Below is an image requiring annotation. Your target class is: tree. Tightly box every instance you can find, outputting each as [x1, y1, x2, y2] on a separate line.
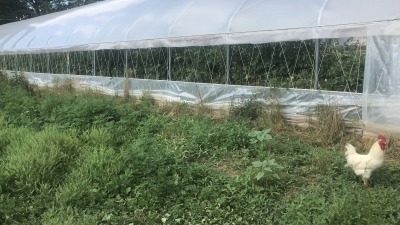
[24, 0, 105, 14]
[24, 0, 44, 15]
[0, 0, 32, 25]
[0, 0, 104, 25]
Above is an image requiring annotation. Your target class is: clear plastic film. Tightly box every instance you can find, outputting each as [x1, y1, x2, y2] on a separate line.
[14, 71, 362, 130]
[1, 0, 400, 54]
[363, 36, 400, 135]
[2, 0, 400, 135]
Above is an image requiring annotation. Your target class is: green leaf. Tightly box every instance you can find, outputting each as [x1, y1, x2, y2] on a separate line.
[255, 172, 265, 180]
[264, 167, 273, 172]
[252, 161, 263, 167]
[264, 134, 272, 140]
[250, 138, 258, 144]
[263, 128, 271, 133]
[248, 130, 258, 137]
[273, 174, 281, 179]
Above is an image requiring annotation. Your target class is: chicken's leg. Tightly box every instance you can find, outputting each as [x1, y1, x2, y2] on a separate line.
[363, 178, 369, 187]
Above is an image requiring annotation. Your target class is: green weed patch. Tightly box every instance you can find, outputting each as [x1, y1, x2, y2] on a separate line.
[0, 74, 399, 224]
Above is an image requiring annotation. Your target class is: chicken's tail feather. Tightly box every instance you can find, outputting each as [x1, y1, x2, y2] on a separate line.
[345, 143, 356, 156]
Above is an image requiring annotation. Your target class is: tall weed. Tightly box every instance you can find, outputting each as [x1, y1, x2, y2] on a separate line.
[0, 74, 398, 224]
[0, 126, 79, 224]
[276, 184, 400, 225]
[40, 92, 121, 131]
[55, 146, 122, 209]
[41, 206, 99, 225]
[0, 126, 79, 193]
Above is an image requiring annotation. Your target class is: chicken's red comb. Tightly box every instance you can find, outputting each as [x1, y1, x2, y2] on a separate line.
[378, 134, 386, 142]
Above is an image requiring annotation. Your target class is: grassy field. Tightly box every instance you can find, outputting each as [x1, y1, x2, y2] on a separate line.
[0, 73, 399, 225]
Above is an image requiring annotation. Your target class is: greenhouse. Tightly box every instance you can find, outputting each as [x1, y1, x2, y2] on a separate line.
[1, 0, 400, 135]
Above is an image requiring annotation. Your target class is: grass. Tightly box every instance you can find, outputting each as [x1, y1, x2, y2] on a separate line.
[0, 73, 399, 224]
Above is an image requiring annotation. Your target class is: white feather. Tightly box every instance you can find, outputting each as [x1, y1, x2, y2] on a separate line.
[344, 141, 385, 181]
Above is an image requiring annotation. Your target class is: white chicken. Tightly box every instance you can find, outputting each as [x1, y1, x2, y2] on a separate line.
[344, 135, 387, 187]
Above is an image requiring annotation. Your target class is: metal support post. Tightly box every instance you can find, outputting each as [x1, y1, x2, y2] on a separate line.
[93, 51, 96, 76]
[168, 47, 172, 80]
[225, 45, 231, 84]
[124, 49, 128, 78]
[47, 53, 50, 73]
[66, 52, 70, 74]
[313, 39, 320, 90]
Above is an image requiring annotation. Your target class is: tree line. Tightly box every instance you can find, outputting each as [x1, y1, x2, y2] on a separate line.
[0, 0, 103, 25]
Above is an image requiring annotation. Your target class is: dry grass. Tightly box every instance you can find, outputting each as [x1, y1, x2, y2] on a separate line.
[54, 78, 75, 92]
[156, 100, 229, 121]
[123, 78, 131, 100]
[42, 83, 365, 153]
[384, 135, 400, 161]
[311, 104, 347, 146]
[227, 96, 287, 131]
[265, 102, 291, 133]
[158, 101, 196, 117]
[213, 156, 243, 176]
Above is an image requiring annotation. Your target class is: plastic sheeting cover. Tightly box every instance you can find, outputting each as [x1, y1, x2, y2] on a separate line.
[1, 0, 400, 54]
[363, 36, 400, 135]
[16, 71, 362, 123]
